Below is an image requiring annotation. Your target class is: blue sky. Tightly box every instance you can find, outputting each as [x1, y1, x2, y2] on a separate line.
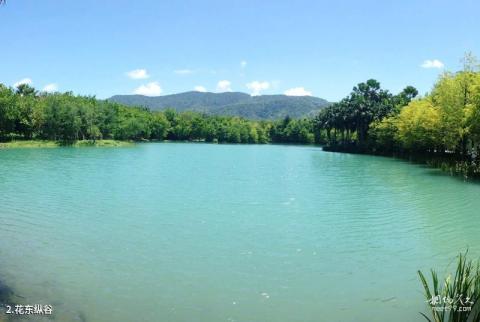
[1, 0, 479, 101]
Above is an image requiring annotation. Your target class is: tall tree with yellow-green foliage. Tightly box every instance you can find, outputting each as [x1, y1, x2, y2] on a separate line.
[369, 53, 480, 157]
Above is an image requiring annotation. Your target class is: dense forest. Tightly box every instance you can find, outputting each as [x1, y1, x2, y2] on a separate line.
[0, 84, 315, 144]
[316, 53, 480, 177]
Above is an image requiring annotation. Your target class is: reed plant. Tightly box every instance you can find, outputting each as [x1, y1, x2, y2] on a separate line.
[418, 252, 480, 322]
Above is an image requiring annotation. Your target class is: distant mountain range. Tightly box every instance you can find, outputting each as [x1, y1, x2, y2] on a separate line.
[108, 91, 330, 120]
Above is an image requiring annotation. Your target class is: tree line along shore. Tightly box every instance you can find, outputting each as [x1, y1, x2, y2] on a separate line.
[1, 54, 480, 177]
[0, 84, 315, 145]
[317, 53, 480, 178]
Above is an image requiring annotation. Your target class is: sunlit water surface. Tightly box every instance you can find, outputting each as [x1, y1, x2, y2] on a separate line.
[0, 143, 479, 322]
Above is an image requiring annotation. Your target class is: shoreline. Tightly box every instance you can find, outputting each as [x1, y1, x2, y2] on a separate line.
[2, 139, 478, 180]
[0, 140, 134, 149]
[0, 139, 317, 149]
[322, 145, 480, 180]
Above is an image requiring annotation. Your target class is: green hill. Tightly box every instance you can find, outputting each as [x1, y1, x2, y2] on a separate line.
[108, 91, 330, 119]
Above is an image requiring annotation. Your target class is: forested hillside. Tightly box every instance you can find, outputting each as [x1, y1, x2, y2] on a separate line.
[109, 91, 330, 119]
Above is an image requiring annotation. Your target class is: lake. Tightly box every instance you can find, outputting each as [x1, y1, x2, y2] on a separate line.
[0, 143, 479, 322]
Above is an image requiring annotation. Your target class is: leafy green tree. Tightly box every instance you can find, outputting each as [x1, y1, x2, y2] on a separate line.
[395, 99, 441, 152]
[16, 84, 37, 97]
[150, 112, 170, 140]
[348, 79, 395, 144]
[0, 85, 18, 139]
[431, 73, 466, 152]
[369, 117, 399, 152]
[393, 86, 419, 112]
[15, 94, 37, 138]
[315, 80, 407, 148]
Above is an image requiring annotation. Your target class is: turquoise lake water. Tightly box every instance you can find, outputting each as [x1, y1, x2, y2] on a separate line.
[0, 143, 479, 322]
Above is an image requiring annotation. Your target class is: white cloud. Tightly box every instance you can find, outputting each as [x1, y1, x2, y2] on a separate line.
[216, 80, 232, 92]
[240, 60, 247, 68]
[421, 59, 444, 69]
[42, 83, 58, 92]
[133, 82, 162, 96]
[270, 80, 281, 89]
[194, 85, 207, 92]
[246, 81, 270, 96]
[284, 87, 312, 96]
[126, 69, 150, 79]
[13, 78, 32, 88]
[174, 69, 194, 75]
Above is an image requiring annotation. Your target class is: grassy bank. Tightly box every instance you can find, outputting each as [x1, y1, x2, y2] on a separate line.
[0, 140, 134, 149]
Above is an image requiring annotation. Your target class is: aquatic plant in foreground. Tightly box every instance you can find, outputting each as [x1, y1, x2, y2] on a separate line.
[418, 252, 480, 322]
